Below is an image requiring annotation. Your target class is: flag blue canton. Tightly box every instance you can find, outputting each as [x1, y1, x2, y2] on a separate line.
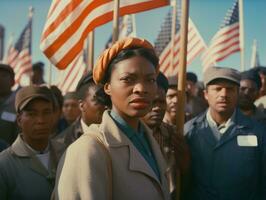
[14, 18, 32, 54]
[220, 1, 239, 28]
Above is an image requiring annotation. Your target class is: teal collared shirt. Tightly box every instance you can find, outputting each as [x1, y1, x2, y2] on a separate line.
[110, 111, 161, 181]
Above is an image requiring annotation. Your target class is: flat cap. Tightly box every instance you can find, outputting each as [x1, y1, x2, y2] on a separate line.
[15, 85, 54, 112]
[167, 75, 178, 87]
[241, 69, 262, 89]
[203, 66, 240, 86]
[186, 72, 198, 83]
[0, 63, 15, 77]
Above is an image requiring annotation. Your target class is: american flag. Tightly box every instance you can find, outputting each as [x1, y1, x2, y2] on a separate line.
[6, 18, 32, 86]
[57, 50, 87, 94]
[201, 0, 240, 70]
[154, 8, 207, 77]
[105, 14, 136, 49]
[40, 0, 169, 70]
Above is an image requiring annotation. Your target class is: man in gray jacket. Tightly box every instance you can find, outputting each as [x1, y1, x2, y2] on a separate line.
[185, 67, 266, 200]
[0, 85, 62, 200]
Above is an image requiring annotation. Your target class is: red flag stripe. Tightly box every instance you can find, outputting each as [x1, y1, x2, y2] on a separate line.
[41, 0, 169, 69]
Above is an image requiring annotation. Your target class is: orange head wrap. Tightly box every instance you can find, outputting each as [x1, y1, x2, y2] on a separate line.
[93, 37, 158, 84]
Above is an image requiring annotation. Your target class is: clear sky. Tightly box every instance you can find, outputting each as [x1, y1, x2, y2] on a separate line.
[0, 0, 265, 82]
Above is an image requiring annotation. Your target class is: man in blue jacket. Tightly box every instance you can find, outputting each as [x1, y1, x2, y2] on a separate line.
[185, 66, 266, 200]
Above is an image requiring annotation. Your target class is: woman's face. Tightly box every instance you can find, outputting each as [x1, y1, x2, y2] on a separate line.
[104, 56, 157, 120]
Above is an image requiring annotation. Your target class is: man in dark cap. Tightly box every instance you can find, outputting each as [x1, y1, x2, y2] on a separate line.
[239, 69, 266, 123]
[142, 72, 190, 199]
[185, 66, 266, 200]
[0, 64, 18, 145]
[31, 61, 46, 85]
[54, 70, 106, 148]
[0, 85, 62, 199]
[185, 72, 208, 121]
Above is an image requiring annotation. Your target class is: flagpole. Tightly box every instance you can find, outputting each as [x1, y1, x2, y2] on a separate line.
[239, 0, 245, 71]
[176, 0, 189, 199]
[112, 0, 120, 43]
[29, 6, 34, 86]
[132, 14, 137, 36]
[170, 0, 177, 73]
[88, 31, 94, 70]
[48, 62, 52, 86]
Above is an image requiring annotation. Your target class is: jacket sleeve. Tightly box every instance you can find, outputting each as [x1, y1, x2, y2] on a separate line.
[53, 136, 111, 200]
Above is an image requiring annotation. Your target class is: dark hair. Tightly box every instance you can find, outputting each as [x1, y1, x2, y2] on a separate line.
[186, 72, 198, 83]
[77, 82, 95, 100]
[102, 47, 159, 84]
[32, 62, 44, 72]
[157, 72, 169, 93]
[50, 85, 63, 109]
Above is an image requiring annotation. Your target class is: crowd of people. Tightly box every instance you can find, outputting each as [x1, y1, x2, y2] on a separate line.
[0, 37, 266, 200]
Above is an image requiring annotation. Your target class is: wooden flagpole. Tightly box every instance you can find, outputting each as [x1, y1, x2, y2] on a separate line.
[112, 0, 120, 43]
[88, 31, 94, 70]
[29, 6, 34, 86]
[132, 14, 137, 37]
[176, 0, 189, 198]
[239, 0, 245, 71]
[171, 0, 177, 73]
[48, 62, 52, 86]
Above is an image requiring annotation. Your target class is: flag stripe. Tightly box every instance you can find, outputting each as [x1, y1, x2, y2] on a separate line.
[201, 0, 239, 68]
[41, 0, 169, 70]
[158, 18, 207, 76]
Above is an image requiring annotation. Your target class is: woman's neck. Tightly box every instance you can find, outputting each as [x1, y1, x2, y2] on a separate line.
[112, 109, 139, 131]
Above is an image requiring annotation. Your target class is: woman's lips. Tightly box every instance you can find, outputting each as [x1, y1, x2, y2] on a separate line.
[130, 99, 150, 109]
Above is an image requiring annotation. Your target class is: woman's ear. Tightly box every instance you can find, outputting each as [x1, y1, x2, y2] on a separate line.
[17, 114, 22, 128]
[104, 83, 111, 96]
[79, 100, 85, 112]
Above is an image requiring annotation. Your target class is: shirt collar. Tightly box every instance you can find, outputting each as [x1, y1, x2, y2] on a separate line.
[110, 110, 143, 139]
[206, 109, 236, 134]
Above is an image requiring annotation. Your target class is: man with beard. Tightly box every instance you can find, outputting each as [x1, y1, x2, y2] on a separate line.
[239, 69, 266, 123]
[185, 66, 266, 200]
[142, 72, 190, 199]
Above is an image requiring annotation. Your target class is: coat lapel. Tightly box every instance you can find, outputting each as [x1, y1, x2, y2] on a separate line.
[99, 111, 167, 186]
[11, 135, 50, 177]
[195, 116, 218, 147]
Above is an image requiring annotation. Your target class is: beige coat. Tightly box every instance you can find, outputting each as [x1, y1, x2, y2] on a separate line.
[54, 111, 171, 200]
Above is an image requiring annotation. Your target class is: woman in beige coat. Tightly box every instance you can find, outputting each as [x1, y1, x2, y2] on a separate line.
[54, 37, 171, 200]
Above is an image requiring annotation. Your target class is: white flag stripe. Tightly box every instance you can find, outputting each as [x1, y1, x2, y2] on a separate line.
[202, 24, 239, 58]
[203, 36, 239, 67]
[159, 18, 207, 75]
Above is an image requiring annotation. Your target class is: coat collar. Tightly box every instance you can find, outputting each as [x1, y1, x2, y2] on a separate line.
[89, 110, 168, 194]
[11, 135, 57, 179]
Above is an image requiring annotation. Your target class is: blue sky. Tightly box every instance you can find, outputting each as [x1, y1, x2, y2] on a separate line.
[0, 0, 265, 82]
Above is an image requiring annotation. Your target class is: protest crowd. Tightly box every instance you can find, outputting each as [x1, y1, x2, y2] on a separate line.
[0, 0, 266, 200]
